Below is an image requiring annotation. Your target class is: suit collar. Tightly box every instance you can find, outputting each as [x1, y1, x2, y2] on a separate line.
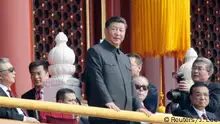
[102, 40, 121, 55]
[192, 106, 206, 118]
[188, 106, 200, 118]
[0, 87, 9, 97]
[0, 83, 10, 97]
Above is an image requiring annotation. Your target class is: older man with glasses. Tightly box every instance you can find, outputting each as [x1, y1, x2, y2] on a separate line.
[0, 58, 39, 123]
[173, 57, 220, 120]
[132, 76, 150, 124]
[133, 76, 149, 105]
[127, 53, 158, 113]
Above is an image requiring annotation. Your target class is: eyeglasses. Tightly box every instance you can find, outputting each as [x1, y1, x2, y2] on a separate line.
[192, 66, 207, 71]
[135, 84, 148, 91]
[0, 67, 15, 73]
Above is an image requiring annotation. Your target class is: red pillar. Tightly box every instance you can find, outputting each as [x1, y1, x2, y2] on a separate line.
[0, 0, 33, 97]
[106, 0, 131, 53]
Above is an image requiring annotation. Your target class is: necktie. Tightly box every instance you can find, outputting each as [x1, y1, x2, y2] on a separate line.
[35, 89, 42, 120]
[202, 113, 207, 120]
[35, 90, 42, 100]
[7, 90, 28, 116]
[7, 90, 15, 97]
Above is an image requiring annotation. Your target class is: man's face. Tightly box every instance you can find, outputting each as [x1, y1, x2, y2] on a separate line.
[63, 93, 77, 105]
[0, 62, 16, 85]
[135, 78, 149, 102]
[105, 22, 126, 47]
[130, 57, 142, 77]
[190, 86, 209, 110]
[30, 65, 49, 88]
[191, 62, 211, 82]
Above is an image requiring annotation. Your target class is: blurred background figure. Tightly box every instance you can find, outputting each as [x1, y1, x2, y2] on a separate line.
[177, 48, 198, 88]
[127, 53, 158, 113]
[132, 76, 151, 124]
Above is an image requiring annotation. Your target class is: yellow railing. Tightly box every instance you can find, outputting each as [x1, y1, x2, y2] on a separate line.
[0, 97, 219, 124]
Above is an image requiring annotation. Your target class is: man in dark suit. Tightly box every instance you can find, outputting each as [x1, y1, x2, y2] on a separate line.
[173, 57, 220, 119]
[0, 58, 38, 122]
[21, 60, 49, 120]
[127, 53, 158, 113]
[179, 83, 218, 121]
[83, 16, 151, 124]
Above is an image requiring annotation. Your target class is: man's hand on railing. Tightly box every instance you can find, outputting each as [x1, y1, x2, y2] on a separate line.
[137, 108, 152, 117]
[105, 102, 120, 112]
[24, 117, 39, 123]
[75, 115, 80, 122]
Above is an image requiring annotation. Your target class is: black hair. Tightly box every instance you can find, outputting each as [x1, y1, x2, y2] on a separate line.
[56, 88, 75, 102]
[189, 82, 209, 95]
[127, 53, 143, 65]
[29, 60, 49, 73]
[105, 16, 127, 28]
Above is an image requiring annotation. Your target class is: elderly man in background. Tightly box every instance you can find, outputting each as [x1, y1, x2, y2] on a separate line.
[0, 58, 39, 123]
[173, 57, 220, 119]
[132, 76, 149, 107]
[127, 53, 158, 113]
[132, 76, 150, 124]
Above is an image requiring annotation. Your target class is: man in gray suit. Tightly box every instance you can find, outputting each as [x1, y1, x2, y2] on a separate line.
[83, 16, 151, 124]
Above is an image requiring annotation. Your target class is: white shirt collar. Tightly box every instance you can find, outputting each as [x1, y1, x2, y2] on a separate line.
[141, 102, 144, 107]
[192, 106, 206, 118]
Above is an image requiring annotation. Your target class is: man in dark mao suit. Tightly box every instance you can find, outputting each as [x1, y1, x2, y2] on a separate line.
[83, 17, 151, 124]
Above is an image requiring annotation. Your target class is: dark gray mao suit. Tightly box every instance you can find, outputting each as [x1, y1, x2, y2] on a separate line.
[83, 40, 142, 124]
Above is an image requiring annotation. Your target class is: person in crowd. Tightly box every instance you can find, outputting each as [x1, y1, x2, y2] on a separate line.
[56, 88, 78, 105]
[56, 88, 89, 124]
[0, 58, 39, 123]
[132, 76, 150, 124]
[83, 16, 151, 124]
[177, 48, 198, 87]
[173, 57, 220, 119]
[166, 48, 198, 114]
[132, 76, 149, 107]
[179, 83, 218, 121]
[22, 60, 49, 120]
[127, 53, 158, 113]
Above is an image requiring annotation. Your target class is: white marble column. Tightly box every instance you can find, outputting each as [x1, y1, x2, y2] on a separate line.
[44, 32, 81, 102]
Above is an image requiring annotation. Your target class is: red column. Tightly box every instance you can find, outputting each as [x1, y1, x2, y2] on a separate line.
[0, 0, 33, 97]
[106, 0, 131, 53]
